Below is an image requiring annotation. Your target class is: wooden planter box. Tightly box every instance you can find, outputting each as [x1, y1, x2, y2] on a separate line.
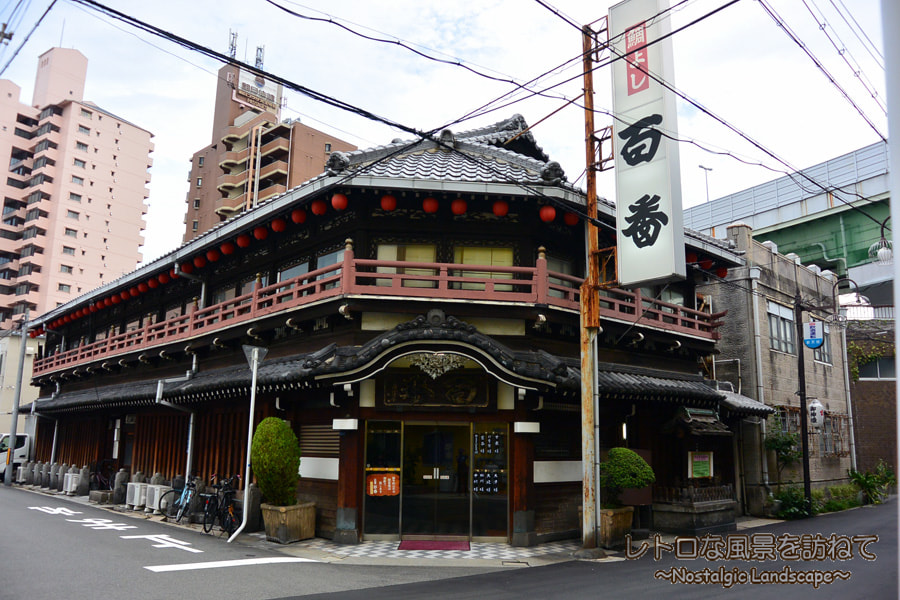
[260, 501, 315, 544]
[599, 506, 634, 549]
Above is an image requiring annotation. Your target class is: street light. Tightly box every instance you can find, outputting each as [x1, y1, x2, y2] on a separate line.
[699, 165, 713, 203]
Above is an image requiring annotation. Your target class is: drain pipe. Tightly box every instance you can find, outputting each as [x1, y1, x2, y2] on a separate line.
[749, 267, 770, 489]
[155, 360, 198, 479]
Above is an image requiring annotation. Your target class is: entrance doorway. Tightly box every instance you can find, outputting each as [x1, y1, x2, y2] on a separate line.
[362, 421, 508, 541]
[401, 423, 470, 538]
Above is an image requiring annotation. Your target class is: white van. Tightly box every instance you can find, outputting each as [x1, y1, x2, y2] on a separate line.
[0, 433, 30, 481]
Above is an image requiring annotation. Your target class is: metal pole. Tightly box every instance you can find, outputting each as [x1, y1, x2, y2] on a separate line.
[793, 294, 812, 513]
[580, 25, 602, 550]
[4, 310, 28, 486]
[229, 346, 259, 543]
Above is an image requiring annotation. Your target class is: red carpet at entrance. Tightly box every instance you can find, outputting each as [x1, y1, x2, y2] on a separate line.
[398, 540, 470, 551]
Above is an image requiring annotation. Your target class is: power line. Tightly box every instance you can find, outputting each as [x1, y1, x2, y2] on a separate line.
[0, 0, 56, 77]
[757, 0, 886, 142]
[831, 0, 884, 67]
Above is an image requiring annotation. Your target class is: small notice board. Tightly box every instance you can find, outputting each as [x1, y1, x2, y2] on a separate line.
[688, 451, 714, 479]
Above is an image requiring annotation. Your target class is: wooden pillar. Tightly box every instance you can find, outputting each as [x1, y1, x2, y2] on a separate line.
[510, 425, 536, 546]
[334, 426, 362, 544]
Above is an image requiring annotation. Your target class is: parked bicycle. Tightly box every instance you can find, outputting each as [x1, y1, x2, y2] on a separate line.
[158, 477, 197, 524]
[202, 474, 241, 535]
[88, 459, 116, 491]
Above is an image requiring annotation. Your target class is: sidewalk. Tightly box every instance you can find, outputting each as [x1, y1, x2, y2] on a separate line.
[14, 484, 782, 568]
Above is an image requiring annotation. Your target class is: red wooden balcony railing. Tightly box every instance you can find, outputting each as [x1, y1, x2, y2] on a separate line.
[32, 245, 722, 376]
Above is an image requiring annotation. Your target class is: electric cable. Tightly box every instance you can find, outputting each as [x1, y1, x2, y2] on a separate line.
[0, 0, 56, 77]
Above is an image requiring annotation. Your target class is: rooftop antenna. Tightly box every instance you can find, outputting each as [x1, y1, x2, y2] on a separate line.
[255, 45, 265, 70]
[228, 30, 237, 59]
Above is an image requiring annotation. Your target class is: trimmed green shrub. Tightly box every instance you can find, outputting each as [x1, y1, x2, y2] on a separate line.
[774, 486, 813, 519]
[823, 484, 860, 512]
[849, 461, 895, 505]
[251, 417, 301, 506]
[600, 447, 655, 508]
[810, 488, 825, 514]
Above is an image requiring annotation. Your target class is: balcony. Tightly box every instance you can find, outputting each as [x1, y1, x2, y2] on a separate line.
[33, 250, 723, 377]
[218, 149, 250, 169]
[216, 170, 249, 193]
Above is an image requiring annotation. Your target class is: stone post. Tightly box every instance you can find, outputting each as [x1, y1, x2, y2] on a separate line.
[113, 469, 129, 504]
[76, 465, 90, 496]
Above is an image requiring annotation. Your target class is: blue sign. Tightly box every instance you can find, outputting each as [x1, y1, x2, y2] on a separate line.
[803, 321, 824, 349]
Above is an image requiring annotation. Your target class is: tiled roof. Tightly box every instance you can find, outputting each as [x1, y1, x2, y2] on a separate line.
[595, 362, 723, 403]
[719, 390, 775, 416]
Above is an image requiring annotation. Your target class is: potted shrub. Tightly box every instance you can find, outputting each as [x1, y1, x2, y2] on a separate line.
[598, 447, 655, 548]
[251, 417, 314, 543]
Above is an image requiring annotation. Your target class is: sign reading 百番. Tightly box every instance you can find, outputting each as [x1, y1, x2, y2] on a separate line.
[610, 0, 686, 288]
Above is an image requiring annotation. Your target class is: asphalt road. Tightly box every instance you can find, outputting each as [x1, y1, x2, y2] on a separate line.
[0, 485, 502, 600]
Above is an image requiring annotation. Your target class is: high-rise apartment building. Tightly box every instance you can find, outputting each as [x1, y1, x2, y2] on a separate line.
[183, 62, 355, 241]
[0, 48, 153, 326]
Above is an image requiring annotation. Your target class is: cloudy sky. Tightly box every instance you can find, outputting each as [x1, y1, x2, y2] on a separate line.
[0, 0, 886, 265]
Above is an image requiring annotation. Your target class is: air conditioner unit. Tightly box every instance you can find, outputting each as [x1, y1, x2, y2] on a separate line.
[126, 482, 148, 508]
[63, 473, 81, 495]
[125, 482, 138, 507]
[145, 484, 172, 513]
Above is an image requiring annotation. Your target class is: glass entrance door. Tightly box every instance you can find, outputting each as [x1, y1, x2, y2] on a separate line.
[401, 423, 470, 538]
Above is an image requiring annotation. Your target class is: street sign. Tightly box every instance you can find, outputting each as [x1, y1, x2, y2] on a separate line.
[803, 321, 824, 349]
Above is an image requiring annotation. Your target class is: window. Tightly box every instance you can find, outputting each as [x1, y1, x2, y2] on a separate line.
[60, 264, 73, 274]
[80, 108, 92, 118]
[376, 244, 436, 288]
[76, 141, 88, 152]
[64, 228, 77, 237]
[546, 254, 575, 299]
[193, 198, 201, 209]
[71, 175, 84, 185]
[196, 177, 202, 187]
[767, 301, 795, 354]
[198, 156, 204, 166]
[813, 324, 832, 364]
[69, 192, 82, 202]
[278, 261, 310, 283]
[192, 220, 198, 232]
[57, 283, 71, 293]
[858, 356, 896, 379]
[819, 413, 850, 456]
[66, 210, 79, 220]
[315, 248, 345, 288]
[62, 246, 75, 255]
[78, 125, 90, 135]
[325, 143, 332, 153]
[73, 158, 86, 168]
[453, 245, 514, 291]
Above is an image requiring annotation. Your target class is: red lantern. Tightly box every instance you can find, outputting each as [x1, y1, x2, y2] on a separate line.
[422, 197, 439, 213]
[271, 218, 287, 233]
[686, 252, 698, 264]
[381, 194, 397, 211]
[90, 303, 99, 313]
[63, 315, 71, 323]
[716, 266, 729, 279]
[180, 262, 194, 274]
[29, 330, 36, 338]
[103, 298, 113, 307]
[220, 241, 236, 255]
[129, 287, 139, 298]
[158, 273, 170, 284]
[170, 268, 179, 279]
[147, 278, 159, 289]
[74, 309, 82, 319]
[331, 193, 348, 211]
[451, 198, 467, 215]
[291, 208, 307, 224]
[111, 295, 121, 304]
[120, 291, 130, 301]
[207, 248, 221, 262]
[236, 234, 251, 248]
[539, 205, 556, 222]
[253, 226, 269, 241]
[492, 200, 509, 217]
[138, 282, 149, 293]
[311, 199, 327, 216]
[564, 212, 579, 226]
[699, 259, 714, 270]
[193, 255, 207, 268]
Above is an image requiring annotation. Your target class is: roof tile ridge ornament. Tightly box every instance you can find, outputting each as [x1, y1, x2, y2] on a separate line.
[540, 161, 566, 185]
[438, 129, 457, 151]
[325, 151, 351, 175]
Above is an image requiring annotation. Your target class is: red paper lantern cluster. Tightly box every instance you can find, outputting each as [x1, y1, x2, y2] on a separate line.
[331, 193, 348, 211]
[423, 197, 439, 213]
[539, 205, 556, 222]
[381, 194, 397, 211]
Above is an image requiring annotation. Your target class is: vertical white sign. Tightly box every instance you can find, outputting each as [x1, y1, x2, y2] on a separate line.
[610, 0, 686, 287]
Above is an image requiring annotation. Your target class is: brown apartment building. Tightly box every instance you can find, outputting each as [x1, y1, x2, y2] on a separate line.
[183, 63, 355, 241]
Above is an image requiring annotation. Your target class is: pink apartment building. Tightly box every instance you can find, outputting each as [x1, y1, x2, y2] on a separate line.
[0, 48, 153, 326]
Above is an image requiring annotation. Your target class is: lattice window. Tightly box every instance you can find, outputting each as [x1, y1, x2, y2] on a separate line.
[299, 424, 339, 458]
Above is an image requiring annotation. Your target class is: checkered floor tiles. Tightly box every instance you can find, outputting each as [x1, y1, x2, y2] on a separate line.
[250, 535, 582, 561]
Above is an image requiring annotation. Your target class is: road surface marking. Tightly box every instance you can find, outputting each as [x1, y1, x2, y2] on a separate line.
[145, 557, 317, 572]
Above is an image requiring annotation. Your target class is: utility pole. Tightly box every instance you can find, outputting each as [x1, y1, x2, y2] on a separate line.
[3, 310, 28, 486]
[792, 294, 813, 513]
[580, 23, 603, 552]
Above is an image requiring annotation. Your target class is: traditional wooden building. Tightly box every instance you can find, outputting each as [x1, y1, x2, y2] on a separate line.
[24, 116, 768, 544]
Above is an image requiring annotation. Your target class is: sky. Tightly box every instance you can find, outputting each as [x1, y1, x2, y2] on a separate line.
[0, 0, 887, 266]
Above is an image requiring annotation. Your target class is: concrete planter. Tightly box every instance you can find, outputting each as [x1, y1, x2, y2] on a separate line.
[599, 506, 634, 549]
[260, 502, 315, 544]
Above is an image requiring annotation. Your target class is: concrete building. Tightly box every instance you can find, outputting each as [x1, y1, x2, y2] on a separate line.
[0, 48, 153, 433]
[182, 63, 355, 241]
[699, 223, 853, 513]
[0, 332, 39, 437]
[0, 47, 153, 325]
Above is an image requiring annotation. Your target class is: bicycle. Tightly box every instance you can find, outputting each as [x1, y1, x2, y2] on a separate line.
[88, 459, 116, 491]
[202, 474, 241, 535]
[158, 477, 197, 523]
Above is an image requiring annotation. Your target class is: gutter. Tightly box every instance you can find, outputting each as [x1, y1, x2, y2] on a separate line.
[154, 357, 199, 480]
